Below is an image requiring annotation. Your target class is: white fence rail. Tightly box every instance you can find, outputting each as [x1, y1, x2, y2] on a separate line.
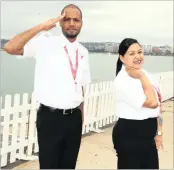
[0, 71, 173, 167]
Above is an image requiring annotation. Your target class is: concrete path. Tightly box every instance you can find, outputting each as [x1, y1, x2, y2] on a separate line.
[12, 100, 173, 169]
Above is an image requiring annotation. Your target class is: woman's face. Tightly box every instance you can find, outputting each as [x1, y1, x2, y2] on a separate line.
[120, 43, 144, 69]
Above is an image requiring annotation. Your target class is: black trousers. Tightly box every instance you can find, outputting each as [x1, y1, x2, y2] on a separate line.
[36, 104, 82, 169]
[112, 117, 159, 169]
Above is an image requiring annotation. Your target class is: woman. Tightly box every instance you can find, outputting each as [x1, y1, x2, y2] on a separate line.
[112, 38, 163, 169]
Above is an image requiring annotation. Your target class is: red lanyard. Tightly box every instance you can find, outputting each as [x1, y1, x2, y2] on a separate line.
[64, 46, 79, 83]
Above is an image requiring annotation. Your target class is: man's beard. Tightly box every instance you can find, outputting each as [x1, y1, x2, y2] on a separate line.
[66, 33, 78, 38]
[63, 30, 80, 39]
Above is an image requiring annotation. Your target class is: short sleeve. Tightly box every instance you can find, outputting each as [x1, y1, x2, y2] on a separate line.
[81, 50, 91, 86]
[23, 33, 46, 58]
[114, 80, 147, 110]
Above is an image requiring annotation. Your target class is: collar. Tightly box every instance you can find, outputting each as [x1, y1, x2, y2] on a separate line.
[121, 64, 147, 77]
[120, 64, 128, 75]
[121, 64, 126, 70]
[60, 33, 78, 48]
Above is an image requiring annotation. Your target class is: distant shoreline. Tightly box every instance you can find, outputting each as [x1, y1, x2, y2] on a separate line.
[0, 48, 173, 56]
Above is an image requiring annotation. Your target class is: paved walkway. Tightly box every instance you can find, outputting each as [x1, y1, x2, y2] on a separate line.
[13, 100, 173, 169]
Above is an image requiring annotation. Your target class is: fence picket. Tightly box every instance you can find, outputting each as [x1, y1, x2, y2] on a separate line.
[26, 93, 37, 156]
[1, 95, 11, 167]
[83, 84, 90, 134]
[10, 94, 20, 163]
[18, 93, 29, 159]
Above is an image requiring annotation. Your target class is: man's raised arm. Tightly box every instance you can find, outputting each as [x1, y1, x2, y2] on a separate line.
[3, 14, 66, 55]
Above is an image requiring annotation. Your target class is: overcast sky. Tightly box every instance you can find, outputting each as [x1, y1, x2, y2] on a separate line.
[1, 1, 173, 45]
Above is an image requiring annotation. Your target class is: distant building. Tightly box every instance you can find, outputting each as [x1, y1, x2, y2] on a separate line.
[170, 45, 174, 54]
[152, 47, 162, 55]
[113, 43, 119, 53]
[105, 42, 114, 53]
[81, 42, 105, 52]
[158, 45, 172, 55]
[105, 42, 119, 53]
[0, 39, 8, 49]
[93, 42, 105, 52]
[143, 45, 152, 54]
[164, 45, 172, 55]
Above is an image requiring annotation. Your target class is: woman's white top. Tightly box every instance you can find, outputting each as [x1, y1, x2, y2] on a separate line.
[114, 65, 160, 120]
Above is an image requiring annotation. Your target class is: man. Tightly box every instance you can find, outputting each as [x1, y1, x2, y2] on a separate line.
[4, 4, 91, 169]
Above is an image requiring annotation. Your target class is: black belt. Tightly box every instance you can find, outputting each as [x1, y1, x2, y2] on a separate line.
[40, 104, 80, 115]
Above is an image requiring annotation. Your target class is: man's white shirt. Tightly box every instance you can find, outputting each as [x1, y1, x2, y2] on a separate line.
[23, 33, 91, 109]
[114, 65, 160, 120]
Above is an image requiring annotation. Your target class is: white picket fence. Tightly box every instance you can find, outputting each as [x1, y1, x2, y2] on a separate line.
[0, 71, 173, 167]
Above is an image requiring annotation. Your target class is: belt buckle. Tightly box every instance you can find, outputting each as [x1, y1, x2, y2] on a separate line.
[63, 109, 67, 115]
[63, 109, 70, 115]
[63, 109, 73, 115]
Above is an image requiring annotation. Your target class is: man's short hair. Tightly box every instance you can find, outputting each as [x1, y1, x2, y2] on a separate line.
[61, 4, 82, 18]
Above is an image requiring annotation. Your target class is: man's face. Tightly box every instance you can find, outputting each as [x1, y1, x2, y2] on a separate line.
[60, 7, 83, 39]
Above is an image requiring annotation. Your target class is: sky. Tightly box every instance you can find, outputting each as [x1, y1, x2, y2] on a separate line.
[1, 1, 173, 45]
